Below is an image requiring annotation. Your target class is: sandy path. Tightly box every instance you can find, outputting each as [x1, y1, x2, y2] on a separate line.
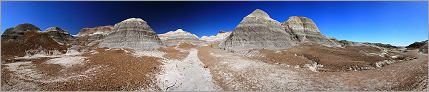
[157, 49, 219, 91]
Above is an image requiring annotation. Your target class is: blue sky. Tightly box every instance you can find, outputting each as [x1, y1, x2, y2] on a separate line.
[1, 1, 427, 46]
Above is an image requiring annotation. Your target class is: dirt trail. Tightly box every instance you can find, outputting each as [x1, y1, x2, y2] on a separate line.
[157, 49, 219, 91]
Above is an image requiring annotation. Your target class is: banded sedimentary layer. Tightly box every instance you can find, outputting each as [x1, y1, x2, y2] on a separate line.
[99, 18, 163, 50]
[220, 9, 297, 52]
[158, 29, 204, 46]
[283, 16, 338, 47]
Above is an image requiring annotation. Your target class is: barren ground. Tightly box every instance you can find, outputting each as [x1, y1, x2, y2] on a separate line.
[2, 45, 427, 91]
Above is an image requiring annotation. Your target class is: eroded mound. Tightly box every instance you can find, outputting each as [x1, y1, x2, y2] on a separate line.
[158, 29, 204, 46]
[2, 29, 69, 58]
[220, 9, 297, 52]
[99, 18, 163, 50]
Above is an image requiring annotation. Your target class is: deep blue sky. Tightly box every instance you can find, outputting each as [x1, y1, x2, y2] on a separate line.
[2, 1, 427, 46]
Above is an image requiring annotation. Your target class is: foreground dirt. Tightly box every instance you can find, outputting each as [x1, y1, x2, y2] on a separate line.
[1, 31, 69, 58]
[2, 45, 427, 91]
[198, 46, 313, 91]
[157, 48, 219, 91]
[198, 46, 427, 91]
[307, 49, 427, 91]
[252, 44, 416, 72]
[2, 48, 162, 91]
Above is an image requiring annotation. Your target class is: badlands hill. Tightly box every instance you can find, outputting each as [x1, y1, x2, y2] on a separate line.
[283, 16, 338, 46]
[75, 26, 114, 51]
[200, 30, 231, 46]
[220, 9, 297, 52]
[1, 24, 70, 58]
[77, 26, 114, 37]
[158, 29, 204, 46]
[407, 40, 428, 53]
[44, 27, 74, 45]
[99, 18, 164, 50]
[220, 9, 339, 52]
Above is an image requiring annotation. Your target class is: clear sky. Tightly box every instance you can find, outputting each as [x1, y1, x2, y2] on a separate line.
[1, 1, 427, 46]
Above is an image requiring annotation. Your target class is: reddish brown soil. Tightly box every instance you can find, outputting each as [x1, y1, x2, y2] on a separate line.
[197, 46, 216, 70]
[257, 49, 312, 66]
[30, 57, 63, 76]
[255, 44, 394, 72]
[177, 43, 197, 50]
[290, 45, 390, 71]
[1, 57, 63, 91]
[1, 48, 162, 91]
[207, 42, 221, 48]
[158, 46, 189, 60]
[2, 45, 426, 91]
[321, 50, 427, 90]
[198, 46, 428, 91]
[1, 66, 14, 89]
[54, 49, 162, 91]
[1, 31, 69, 58]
